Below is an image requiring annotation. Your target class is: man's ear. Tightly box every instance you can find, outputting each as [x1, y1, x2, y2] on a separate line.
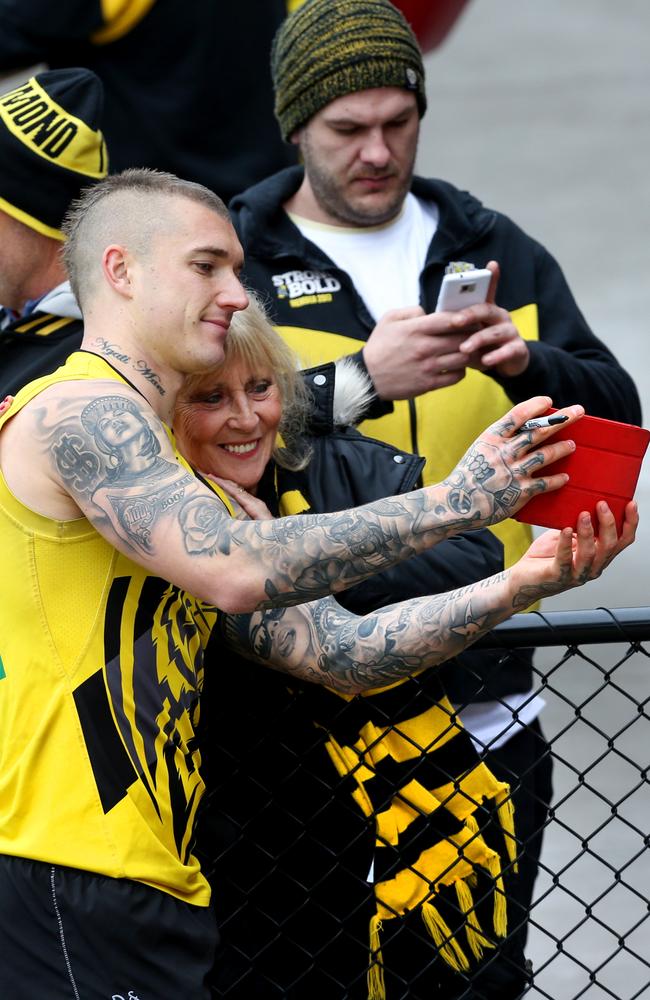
[289, 128, 302, 147]
[102, 245, 133, 298]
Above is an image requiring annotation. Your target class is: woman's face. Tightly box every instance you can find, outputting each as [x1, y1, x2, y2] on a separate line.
[174, 359, 283, 493]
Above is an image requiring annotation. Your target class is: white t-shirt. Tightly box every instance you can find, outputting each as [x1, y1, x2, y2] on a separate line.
[455, 689, 546, 753]
[289, 193, 439, 322]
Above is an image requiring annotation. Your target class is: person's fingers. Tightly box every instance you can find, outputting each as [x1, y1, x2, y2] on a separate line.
[526, 470, 570, 497]
[536, 436, 576, 467]
[619, 500, 639, 547]
[207, 475, 240, 494]
[432, 350, 469, 372]
[209, 477, 274, 519]
[431, 369, 466, 390]
[515, 438, 576, 476]
[509, 404, 585, 454]
[594, 500, 618, 548]
[381, 305, 426, 323]
[490, 396, 582, 441]
[553, 526, 575, 569]
[459, 319, 516, 353]
[573, 512, 597, 580]
[592, 500, 638, 573]
[489, 396, 554, 438]
[485, 260, 500, 304]
[475, 339, 529, 370]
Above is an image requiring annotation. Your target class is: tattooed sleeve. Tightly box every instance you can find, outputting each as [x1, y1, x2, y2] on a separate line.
[220, 568, 550, 693]
[35, 383, 558, 611]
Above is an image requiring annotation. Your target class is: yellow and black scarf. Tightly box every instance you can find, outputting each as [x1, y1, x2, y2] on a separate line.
[275, 484, 519, 998]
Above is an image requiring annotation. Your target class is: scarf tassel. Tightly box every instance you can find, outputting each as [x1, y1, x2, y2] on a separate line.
[420, 900, 471, 973]
[367, 914, 386, 1000]
[462, 812, 509, 942]
[495, 784, 519, 872]
[454, 878, 495, 962]
[485, 852, 508, 938]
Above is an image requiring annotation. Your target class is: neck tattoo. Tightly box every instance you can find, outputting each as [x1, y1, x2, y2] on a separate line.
[92, 338, 166, 396]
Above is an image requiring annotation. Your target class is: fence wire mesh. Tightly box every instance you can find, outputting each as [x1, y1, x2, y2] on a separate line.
[197, 608, 650, 999]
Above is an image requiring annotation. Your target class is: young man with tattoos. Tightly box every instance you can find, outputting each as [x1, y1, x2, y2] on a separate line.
[0, 168, 637, 1000]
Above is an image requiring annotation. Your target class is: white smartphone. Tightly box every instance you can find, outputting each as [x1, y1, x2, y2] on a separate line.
[435, 268, 492, 312]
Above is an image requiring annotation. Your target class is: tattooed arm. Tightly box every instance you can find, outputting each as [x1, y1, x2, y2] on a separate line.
[0, 380, 584, 613]
[221, 500, 638, 692]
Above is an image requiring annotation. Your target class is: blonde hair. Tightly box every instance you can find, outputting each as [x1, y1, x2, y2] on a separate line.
[179, 291, 312, 470]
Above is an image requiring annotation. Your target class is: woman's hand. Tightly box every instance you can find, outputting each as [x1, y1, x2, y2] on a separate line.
[0, 395, 14, 416]
[509, 499, 639, 609]
[208, 476, 274, 520]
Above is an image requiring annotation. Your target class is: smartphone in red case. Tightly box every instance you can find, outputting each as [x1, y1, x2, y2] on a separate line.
[514, 410, 650, 533]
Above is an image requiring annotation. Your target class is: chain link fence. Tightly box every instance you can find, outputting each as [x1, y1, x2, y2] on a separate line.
[197, 607, 650, 999]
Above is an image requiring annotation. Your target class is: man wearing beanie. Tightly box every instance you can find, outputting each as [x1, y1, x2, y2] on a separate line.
[0, 67, 107, 397]
[228, 0, 642, 995]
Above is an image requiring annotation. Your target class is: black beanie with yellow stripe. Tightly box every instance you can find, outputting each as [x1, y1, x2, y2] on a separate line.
[271, 0, 427, 141]
[0, 68, 107, 242]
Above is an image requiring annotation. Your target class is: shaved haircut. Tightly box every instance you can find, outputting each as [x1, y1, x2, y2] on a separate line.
[62, 168, 230, 310]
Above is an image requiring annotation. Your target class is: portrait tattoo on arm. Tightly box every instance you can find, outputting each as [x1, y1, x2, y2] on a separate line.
[46, 392, 198, 554]
[220, 567, 517, 694]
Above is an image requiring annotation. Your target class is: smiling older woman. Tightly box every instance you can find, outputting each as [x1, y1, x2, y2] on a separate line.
[174, 295, 312, 498]
[173, 294, 530, 999]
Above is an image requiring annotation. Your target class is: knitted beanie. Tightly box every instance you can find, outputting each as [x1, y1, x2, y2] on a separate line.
[272, 0, 426, 141]
[0, 67, 107, 241]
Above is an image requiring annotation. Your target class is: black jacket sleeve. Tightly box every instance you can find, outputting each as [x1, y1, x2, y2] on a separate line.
[343, 349, 395, 420]
[493, 242, 642, 425]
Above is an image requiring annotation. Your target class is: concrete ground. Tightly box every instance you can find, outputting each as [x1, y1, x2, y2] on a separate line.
[418, 3, 650, 996]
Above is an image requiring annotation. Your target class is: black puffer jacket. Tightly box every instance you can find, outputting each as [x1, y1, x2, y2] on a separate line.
[199, 363, 528, 997]
[273, 361, 532, 704]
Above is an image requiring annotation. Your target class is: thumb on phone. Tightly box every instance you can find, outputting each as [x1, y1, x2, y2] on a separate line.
[486, 260, 500, 304]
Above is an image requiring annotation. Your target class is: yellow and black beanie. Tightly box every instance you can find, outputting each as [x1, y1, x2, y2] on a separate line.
[0, 68, 107, 242]
[271, 0, 427, 141]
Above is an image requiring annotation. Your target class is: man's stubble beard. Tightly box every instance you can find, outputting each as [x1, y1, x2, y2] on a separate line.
[301, 137, 417, 229]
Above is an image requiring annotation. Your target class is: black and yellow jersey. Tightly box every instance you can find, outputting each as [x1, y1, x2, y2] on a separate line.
[0, 352, 232, 905]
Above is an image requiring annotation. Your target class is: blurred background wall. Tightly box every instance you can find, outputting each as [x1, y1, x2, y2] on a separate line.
[417, 0, 650, 612]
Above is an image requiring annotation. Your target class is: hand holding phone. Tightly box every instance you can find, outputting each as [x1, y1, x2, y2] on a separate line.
[435, 267, 492, 312]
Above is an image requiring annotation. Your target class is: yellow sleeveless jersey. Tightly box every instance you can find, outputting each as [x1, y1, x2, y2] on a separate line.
[0, 352, 232, 905]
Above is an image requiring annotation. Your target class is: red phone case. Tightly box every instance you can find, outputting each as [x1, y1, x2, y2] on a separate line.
[514, 411, 650, 533]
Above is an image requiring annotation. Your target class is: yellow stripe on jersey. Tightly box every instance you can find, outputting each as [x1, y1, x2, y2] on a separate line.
[12, 315, 74, 336]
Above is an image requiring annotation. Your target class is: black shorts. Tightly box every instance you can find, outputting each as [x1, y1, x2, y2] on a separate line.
[0, 855, 218, 1000]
